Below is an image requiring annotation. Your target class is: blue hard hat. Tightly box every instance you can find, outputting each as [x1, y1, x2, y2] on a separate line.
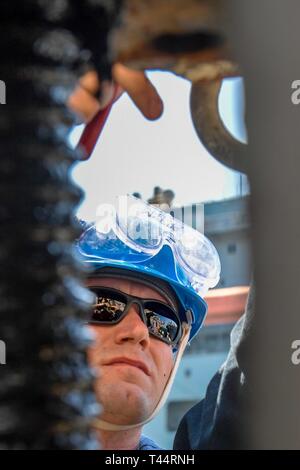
[75, 211, 220, 341]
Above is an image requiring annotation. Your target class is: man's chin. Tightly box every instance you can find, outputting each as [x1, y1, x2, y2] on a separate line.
[97, 380, 153, 426]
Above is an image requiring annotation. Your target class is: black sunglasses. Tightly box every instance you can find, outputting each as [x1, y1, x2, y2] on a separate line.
[88, 287, 182, 347]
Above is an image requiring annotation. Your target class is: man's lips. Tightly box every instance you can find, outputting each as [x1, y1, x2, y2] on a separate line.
[104, 357, 150, 376]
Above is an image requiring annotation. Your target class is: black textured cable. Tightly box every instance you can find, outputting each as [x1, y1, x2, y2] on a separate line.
[0, 0, 121, 449]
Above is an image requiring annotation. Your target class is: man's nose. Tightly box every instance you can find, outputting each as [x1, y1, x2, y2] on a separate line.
[113, 303, 150, 349]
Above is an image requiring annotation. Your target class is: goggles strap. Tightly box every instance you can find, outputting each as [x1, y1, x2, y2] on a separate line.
[93, 311, 192, 432]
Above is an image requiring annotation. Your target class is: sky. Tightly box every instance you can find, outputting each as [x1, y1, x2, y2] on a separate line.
[70, 71, 247, 221]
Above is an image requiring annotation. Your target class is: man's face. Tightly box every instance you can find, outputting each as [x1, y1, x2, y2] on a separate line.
[86, 276, 174, 426]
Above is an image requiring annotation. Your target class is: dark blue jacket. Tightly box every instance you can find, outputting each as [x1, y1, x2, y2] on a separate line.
[174, 284, 255, 450]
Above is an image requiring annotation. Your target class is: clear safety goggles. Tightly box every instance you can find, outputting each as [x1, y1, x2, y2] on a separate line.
[80, 195, 220, 297]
